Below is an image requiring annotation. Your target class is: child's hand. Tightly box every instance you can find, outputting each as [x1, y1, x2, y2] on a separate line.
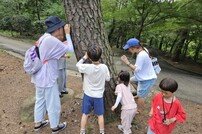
[163, 119, 172, 125]
[149, 108, 153, 117]
[83, 52, 88, 60]
[163, 117, 176, 125]
[111, 106, 116, 111]
[149, 111, 153, 117]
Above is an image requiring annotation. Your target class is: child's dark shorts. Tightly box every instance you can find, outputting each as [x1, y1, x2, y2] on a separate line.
[82, 94, 104, 116]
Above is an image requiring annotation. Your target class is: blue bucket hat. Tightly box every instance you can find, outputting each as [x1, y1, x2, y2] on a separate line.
[123, 38, 140, 50]
[45, 16, 65, 33]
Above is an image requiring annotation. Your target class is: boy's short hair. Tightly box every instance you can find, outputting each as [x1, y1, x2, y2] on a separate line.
[159, 78, 178, 93]
[118, 70, 130, 86]
[87, 45, 102, 62]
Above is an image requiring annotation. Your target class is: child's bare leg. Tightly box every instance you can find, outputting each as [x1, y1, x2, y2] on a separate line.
[80, 114, 88, 133]
[98, 115, 105, 133]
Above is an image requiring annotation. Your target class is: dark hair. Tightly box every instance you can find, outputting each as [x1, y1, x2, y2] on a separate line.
[87, 45, 102, 62]
[159, 78, 178, 93]
[118, 70, 130, 86]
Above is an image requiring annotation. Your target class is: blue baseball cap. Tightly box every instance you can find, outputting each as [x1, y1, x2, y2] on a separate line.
[123, 38, 140, 50]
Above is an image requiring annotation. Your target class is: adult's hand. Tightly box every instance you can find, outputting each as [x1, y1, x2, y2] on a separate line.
[121, 55, 130, 65]
[64, 24, 70, 34]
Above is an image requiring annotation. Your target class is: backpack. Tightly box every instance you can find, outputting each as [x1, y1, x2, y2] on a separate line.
[143, 47, 161, 75]
[151, 57, 161, 74]
[23, 45, 42, 75]
[23, 35, 48, 75]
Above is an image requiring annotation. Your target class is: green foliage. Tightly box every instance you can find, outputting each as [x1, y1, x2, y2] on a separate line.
[101, 0, 201, 63]
[0, 0, 201, 63]
[0, 16, 13, 31]
[11, 15, 32, 36]
[33, 20, 45, 35]
[0, 0, 65, 38]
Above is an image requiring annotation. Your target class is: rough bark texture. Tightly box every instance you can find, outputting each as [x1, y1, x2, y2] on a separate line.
[63, 0, 117, 113]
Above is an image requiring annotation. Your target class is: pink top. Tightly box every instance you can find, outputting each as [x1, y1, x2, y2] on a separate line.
[148, 93, 186, 134]
[115, 83, 137, 110]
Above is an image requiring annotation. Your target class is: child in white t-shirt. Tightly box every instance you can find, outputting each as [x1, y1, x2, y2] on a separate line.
[111, 71, 137, 134]
[76, 46, 110, 134]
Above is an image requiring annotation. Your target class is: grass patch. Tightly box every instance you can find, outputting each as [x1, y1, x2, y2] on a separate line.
[0, 30, 36, 43]
[86, 125, 93, 134]
[0, 30, 19, 37]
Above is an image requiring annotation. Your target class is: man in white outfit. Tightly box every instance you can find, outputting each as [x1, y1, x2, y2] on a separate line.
[31, 16, 73, 133]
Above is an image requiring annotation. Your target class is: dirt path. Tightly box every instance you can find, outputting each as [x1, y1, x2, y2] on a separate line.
[0, 50, 202, 134]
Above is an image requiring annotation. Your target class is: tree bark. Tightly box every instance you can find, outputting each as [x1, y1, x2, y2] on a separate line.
[63, 0, 117, 114]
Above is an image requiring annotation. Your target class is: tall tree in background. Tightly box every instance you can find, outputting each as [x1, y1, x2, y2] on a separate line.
[63, 0, 117, 114]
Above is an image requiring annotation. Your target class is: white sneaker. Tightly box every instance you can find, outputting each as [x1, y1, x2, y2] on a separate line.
[34, 120, 49, 131]
[52, 122, 67, 134]
[117, 125, 123, 132]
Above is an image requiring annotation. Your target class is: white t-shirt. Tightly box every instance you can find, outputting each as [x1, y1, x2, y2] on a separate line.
[31, 33, 73, 87]
[134, 50, 157, 81]
[76, 59, 110, 98]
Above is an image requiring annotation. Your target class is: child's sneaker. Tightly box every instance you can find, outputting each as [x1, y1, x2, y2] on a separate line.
[34, 120, 49, 131]
[117, 124, 123, 132]
[52, 122, 67, 134]
[80, 129, 85, 134]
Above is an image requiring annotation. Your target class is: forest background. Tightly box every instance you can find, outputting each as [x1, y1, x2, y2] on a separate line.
[0, 0, 201, 64]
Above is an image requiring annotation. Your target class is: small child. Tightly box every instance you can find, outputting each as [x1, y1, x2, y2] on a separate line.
[57, 34, 74, 98]
[111, 71, 137, 134]
[56, 25, 74, 98]
[76, 46, 110, 134]
[147, 78, 186, 134]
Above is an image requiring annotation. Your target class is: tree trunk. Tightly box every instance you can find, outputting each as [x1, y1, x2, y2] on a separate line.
[159, 36, 164, 51]
[169, 35, 178, 54]
[182, 40, 190, 60]
[194, 40, 201, 62]
[172, 29, 189, 62]
[149, 37, 153, 47]
[36, 0, 41, 21]
[63, 0, 117, 114]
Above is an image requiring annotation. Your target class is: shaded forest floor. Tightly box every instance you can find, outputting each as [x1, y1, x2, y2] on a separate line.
[0, 50, 202, 134]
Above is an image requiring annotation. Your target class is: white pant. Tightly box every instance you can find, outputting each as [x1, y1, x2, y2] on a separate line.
[34, 82, 61, 128]
[121, 109, 136, 134]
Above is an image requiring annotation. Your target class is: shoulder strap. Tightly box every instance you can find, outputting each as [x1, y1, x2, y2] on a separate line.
[142, 47, 152, 58]
[34, 34, 50, 59]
